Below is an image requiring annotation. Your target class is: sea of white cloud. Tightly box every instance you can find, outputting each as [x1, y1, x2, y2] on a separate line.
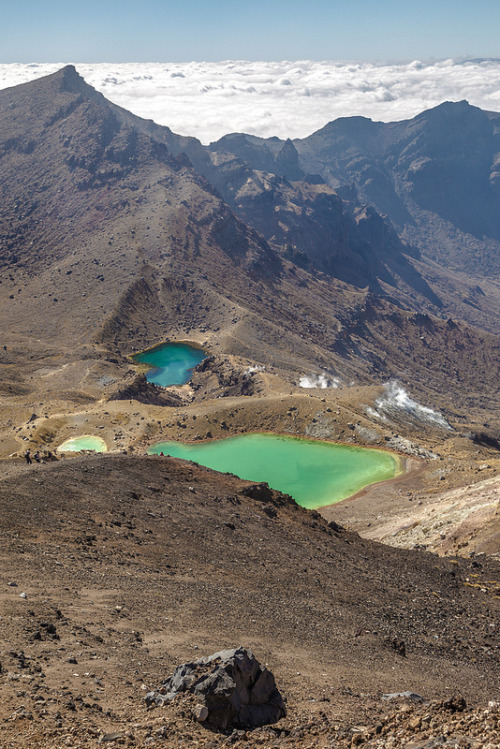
[1, 59, 499, 144]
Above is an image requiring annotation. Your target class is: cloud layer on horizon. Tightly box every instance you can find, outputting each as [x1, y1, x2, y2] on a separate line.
[1, 59, 499, 143]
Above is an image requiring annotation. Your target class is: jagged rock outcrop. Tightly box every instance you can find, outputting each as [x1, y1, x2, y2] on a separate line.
[190, 356, 259, 398]
[208, 101, 500, 332]
[273, 138, 303, 181]
[108, 374, 184, 406]
[294, 101, 500, 278]
[145, 647, 286, 729]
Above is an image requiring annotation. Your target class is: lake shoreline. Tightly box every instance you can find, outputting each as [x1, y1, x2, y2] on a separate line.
[320, 455, 424, 509]
[57, 434, 108, 453]
[131, 341, 208, 388]
[148, 427, 404, 457]
[147, 430, 403, 510]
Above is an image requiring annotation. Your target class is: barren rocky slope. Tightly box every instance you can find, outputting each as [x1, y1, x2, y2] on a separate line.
[0, 455, 498, 747]
[0, 67, 498, 538]
[212, 102, 500, 278]
[210, 103, 500, 333]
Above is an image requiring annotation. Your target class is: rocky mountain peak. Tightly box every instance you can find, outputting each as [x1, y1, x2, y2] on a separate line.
[273, 138, 302, 180]
[57, 64, 95, 94]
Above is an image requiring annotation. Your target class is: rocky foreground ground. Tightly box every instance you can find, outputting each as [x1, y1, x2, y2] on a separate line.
[0, 455, 498, 747]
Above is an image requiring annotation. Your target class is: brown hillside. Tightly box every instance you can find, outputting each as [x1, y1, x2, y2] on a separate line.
[0, 66, 498, 422]
[0, 455, 498, 747]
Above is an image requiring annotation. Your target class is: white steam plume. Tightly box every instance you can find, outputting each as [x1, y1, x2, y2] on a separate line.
[373, 381, 452, 429]
[299, 374, 340, 389]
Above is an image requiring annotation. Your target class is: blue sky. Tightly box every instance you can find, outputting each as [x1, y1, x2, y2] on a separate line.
[2, 0, 499, 62]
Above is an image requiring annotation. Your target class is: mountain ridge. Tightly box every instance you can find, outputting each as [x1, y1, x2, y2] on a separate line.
[0, 66, 498, 481]
[210, 98, 500, 286]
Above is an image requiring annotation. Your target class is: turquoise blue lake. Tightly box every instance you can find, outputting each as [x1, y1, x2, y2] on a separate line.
[133, 343, 206, 387]
[148, 433, 400, 509]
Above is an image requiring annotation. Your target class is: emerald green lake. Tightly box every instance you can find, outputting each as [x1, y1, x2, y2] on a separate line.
[133, 342, 206, 387]
[58, 435, 107, 453]
[148, 433, 400, 509]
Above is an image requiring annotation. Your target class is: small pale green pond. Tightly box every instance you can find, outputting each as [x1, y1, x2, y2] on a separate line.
[133, 342, 206, 387]
[148, 433, 400, 509]
[58, 435, 108, 453]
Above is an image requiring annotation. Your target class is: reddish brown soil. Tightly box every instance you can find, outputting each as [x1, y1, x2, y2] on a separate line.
[0, 455, 498, 747]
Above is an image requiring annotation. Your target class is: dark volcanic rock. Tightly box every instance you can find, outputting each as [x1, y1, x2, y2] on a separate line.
[210, 101, 500, 320]
[293, 101, 500, 278]
[273, 138, 303, 181]
[109, 374, 184, 406]
[190, 357, 258, 398]
[192, 147, 423, 290]
[145, 647, 286, 729]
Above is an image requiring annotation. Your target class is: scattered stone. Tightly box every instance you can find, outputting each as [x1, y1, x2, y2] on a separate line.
[145, 647, 286, 730]
[382, 691, 425, 702]
[328, 520, 344, 533]
[239, 482, 274, 503]
[99, 732, 126, 743]
[386, 637, 406, 656]
[11, 706, 34, 720]
[442, 695, 466, 712]
[193, 703, 209, 722]
[40, 621, 58, 637]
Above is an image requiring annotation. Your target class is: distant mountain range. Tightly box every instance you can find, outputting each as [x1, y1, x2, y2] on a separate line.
[158, 93, 500, 332]
[0, 66, 498, 420]
[209, 100, 500, 278]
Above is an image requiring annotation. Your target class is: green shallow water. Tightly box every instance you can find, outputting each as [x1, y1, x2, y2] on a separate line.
[58, 435, 108, 453]
[148, 433, 400, 509]
[133, 342, 206, 387]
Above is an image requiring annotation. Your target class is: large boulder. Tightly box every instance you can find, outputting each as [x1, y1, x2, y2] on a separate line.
[145, 647, 286, 730]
